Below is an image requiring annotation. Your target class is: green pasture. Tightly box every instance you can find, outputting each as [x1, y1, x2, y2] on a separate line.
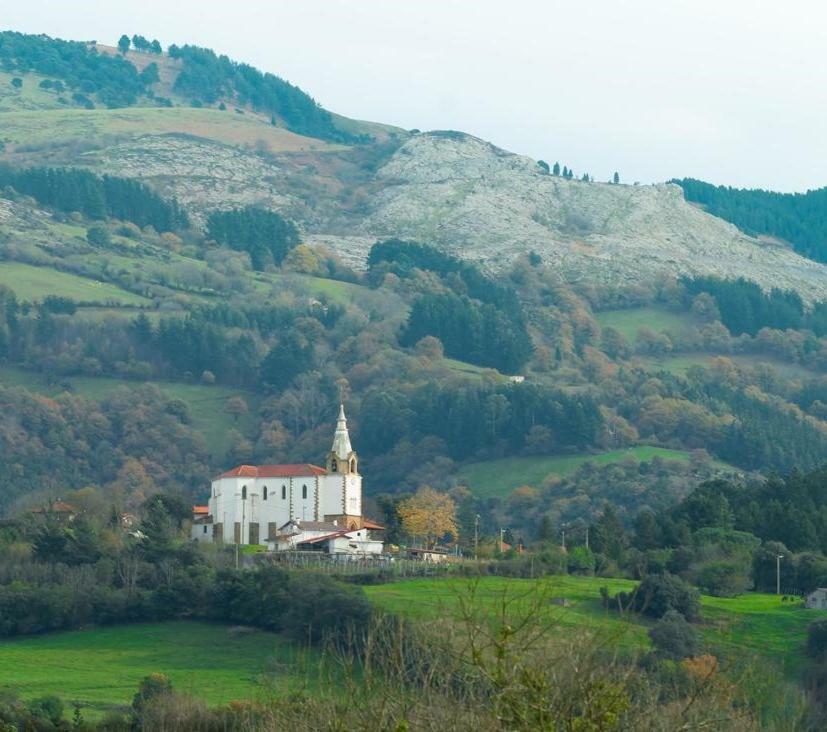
[0, 262, 149, 305]
[456, 446, 696, 498]
[0, 621, 316, 716]
[595, 306, 697, 342]
[366, 575, 820, 669]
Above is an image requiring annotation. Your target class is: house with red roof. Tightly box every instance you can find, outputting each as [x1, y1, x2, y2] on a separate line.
[191, 405, 384, 555]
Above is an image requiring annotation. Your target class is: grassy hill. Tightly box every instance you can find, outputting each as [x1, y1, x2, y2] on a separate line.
[456, 446, 703, 499]
[0, 621, 315, 716]
[365, 575, 820, 674]
[0, 261, 150, 305]
[595, 306, 698, 342]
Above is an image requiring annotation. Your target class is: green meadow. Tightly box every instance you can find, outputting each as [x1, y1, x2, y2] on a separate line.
[0, 261, 150, 305]
[0, 622, 317, 715]
[595, 306, 697, 342]
[456, 446, 698, 499]
[366, 575, 820, 669]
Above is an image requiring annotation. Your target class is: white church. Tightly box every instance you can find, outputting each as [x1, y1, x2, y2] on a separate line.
[191, 405, 384, 555]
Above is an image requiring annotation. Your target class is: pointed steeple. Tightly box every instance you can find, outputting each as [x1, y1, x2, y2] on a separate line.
[331, 404, 353, 460]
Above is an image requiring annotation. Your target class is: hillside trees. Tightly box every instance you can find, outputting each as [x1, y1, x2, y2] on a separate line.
[0, 31, 148, 107]
[170, 44, 361, 142]
[0, 166, 189, 231]
[206, 206, 299, 270]
[675, 178, 827, 264]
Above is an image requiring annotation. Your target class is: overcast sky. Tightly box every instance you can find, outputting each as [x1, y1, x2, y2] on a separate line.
[4, 1, 826, 191]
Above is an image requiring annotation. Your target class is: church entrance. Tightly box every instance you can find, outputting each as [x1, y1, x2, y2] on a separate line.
[249, 522, 259, 545]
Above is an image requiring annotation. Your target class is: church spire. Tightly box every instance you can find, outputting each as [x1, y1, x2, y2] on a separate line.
[331, 404, 353, 460]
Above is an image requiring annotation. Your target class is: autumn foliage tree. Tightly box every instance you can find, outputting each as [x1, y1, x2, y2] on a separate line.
[398, 486, 458, 547]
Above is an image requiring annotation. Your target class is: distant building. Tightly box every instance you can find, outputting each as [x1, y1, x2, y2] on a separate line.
[191, 405, 384, 555]
[806, 588, 827, 609]
[31, 501, 78, 523]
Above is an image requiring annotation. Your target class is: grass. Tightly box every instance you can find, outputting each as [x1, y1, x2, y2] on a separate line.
[0, 262, 150, 305]
[0, 365, 256, 456]
[0, 106, 344, 153]
[595, 306, 697, 342]
[0, 621, 316, 715]
[456, 446, 698, 499]
[366, 575, 824, 669]
[644, 352, 817, 381]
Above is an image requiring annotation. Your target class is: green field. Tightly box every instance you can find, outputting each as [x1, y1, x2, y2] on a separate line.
[0, 262, 149, 305]
[0, 622, 314, 715]
[644, 352, 816, 381]
[366, 575, 820, 669]
[0, 365, 256, 455]
[595, 306, 697, 342]
[456, 446, 698, 498]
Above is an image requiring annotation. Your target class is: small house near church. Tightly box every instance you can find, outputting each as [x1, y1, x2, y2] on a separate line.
[191, 405, 384, 555]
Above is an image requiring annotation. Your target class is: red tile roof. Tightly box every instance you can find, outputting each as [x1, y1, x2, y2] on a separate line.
[362, 519, 386, 530]
[297, 530, 351, 544]
[192, 506, 209, 515]
[215, 464, 327, 480]
[31, 501, 77, 514]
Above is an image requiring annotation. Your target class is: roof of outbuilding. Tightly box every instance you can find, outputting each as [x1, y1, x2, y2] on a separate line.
[215, 464, 326, 480]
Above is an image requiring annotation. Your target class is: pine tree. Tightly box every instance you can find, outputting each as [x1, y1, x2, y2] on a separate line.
[613, 171, 620, 184]
[552, 161, 561, 176]
[118, 34, 131, 55]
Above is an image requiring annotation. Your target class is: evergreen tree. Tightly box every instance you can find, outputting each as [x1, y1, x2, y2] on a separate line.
[552, 161, 561, 176]
[118, 34, 131, 54]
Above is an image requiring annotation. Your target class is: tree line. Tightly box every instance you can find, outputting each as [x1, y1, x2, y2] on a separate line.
[206, 206, 300, 270]
[0, 30, 150, 107]
[675, 177, 827, 264]
[167, 44, 363, 143]
[0, 166, 189, 231]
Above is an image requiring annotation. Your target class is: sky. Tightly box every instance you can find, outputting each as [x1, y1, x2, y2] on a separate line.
[4, 0, 826, 191]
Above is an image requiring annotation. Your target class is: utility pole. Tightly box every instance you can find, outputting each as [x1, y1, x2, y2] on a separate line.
[499, 528, 506, 554]
[474, 514, 480, 560]
[776, 554, 784, 595]
[585, 525, 589, 550]
[561, 523, 567, 551]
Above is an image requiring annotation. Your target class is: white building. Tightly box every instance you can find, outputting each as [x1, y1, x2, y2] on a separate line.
[806, 588, 827, 609]
[192, 405, 383, 554]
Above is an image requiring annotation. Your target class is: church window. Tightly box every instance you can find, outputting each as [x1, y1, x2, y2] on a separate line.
[263, 486, 268, 500]
[302, 484, 308, 499]
[350, 458, 356, 472]
[331, 459, 337, 472]
[241, 485, 247, 500]
[282, 485, 286, 499]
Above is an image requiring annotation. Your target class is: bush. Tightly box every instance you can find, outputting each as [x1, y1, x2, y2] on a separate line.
[806, 617, 827, 659]
[695, 560, 751, 597]
[610, 572, 700, 620]
[86, 224, 112, 247]
[281, 573, 372, 646]
[649, 610, 699, 660]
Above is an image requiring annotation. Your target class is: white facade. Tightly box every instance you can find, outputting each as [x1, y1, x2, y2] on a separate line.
[193, 405, 369, 548]
[806, 588, 827, 609]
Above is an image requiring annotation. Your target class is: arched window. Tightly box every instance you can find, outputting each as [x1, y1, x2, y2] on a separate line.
[350, 458, 356, 472]
[241, 485, 247, 500]
[281, 485, 286, 499]
[302, 484, 308, 499]
[331, 459, 337, 473]
[263, 486, 268, 500]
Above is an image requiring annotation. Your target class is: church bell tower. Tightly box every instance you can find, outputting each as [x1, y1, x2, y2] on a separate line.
[327, 404, 358, 475]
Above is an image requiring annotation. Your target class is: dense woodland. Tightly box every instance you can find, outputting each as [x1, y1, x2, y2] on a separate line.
[675, 178, 827, 263]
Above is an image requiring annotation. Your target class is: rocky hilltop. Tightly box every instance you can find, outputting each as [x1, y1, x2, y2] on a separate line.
[361, 132, 827, 302]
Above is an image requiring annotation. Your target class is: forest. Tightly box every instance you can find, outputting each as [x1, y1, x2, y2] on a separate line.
[675, 177, 827, 263]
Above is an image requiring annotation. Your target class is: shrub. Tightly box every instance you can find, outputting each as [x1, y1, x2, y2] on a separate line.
[806, 617, 827, 659]
[649, 610, 699, 660]
[695, 560, 751, 597]
[610, 572, 700, 620]
[86, 224, 111, 247]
